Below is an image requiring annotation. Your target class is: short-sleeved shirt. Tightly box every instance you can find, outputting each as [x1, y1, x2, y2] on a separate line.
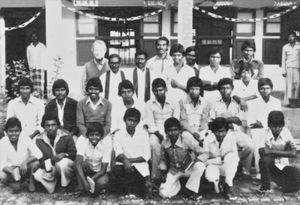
[76, 136, 112, 172]
[209, 97, 242, 120]
[146, 55, 173, 78]
[0, 135, 43, 170]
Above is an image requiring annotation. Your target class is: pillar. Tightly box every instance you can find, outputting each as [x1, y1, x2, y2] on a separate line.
[0, 12, 5, 93]
[177, 0, 194, 48]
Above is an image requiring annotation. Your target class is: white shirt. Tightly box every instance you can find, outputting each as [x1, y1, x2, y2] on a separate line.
[111, 96, 145, 133]
[113, 128, 151, 177]
[100, 70, 124, 102]
[144, 97, 180, 134]
[232, 79, 258, 99]
[7, 96, 45, 137]
[209, 97, 242, 120]
[200, 65, 232, 102]
[163, 64, 195, 102]
[86, 96, 104, 111]
[0, 135, 43, 171]
[263, 127, 296, 170]
[247, 96, 282, 127]
[26, 42, 46, 70]
[146, 55, 173, 78]
[56, 99, 66, 126]
[76, 136, 112, 172]
[281, 42, 300, 74]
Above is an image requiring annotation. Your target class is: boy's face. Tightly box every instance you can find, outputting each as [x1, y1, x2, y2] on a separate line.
[44, 120, 59, 139]
[156, 40, 168, 55]
[212, 127, 228, 143]
[153, 86, 167, 101]
[125, 116, 139, 133]
[6, 126, 21, 144]
[87, 86, 100, 100]
[186, 51, 197, 66]
[171, 52, 184, 65]
[92, 44, 106, 60]
[109, 57, 121, 74]
[189, 86, 201, 100]
[209, 53, 221, 67]
[88, 131, 103, 146]
[135, 54, 147, 69]
[120, 88, 134, 101]
[219, 84, 233, 98]
[166, 126, 180, 142]
[288, 34, 296, 44]
[269, 124, 283, 138]
[259, 85, 272, 98]
[19, 85, 31, 99]
[241, 70, 251, 81]
[54, 87, 67, 101]
[242, 47, 254, 60]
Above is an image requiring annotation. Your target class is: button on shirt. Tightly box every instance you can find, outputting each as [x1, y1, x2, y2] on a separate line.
[76, 136, 112, 172]
[113, 128, 151, 177]
[247, 96, 281, 127]
[179, 96, 210, 134]
[144, 97, 180, 134]
[7, 96, 45, 138]
[146, 55, 173, 78]
[263, 127, 296, 170]
[0, 135, 43, 171]
[159, 132, 202, 174]
[281, 42, 300, 74]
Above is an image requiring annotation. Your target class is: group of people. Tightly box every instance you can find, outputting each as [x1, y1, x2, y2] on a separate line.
[0, 34, 300, 201]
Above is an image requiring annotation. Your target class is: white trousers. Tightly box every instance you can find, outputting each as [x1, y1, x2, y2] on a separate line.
[284, 67, 300, 105]
[159, 161, 205, 198]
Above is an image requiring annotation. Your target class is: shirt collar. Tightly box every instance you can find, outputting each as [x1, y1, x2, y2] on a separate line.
[17, 96, 34, 104]
[186, 95, 202, 105]
[37, 129, 67, 147]
[154, 54, 171, 61]
[94, 58, 104, 66]
[86, 97, 104, 106]
[164, 135, 184, 149]
[56, 99, 66, 108]
[152, 97, 171, 106]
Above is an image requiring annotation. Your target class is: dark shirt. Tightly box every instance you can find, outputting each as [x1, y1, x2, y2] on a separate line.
[231, 58, 264, 80]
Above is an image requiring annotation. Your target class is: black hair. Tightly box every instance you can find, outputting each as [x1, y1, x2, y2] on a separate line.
[164, 117, 181, 131]
[155, 36, 169, 47]
[41, 113, 61, 128]
[185, 46, 197, 55]
[86, 122, 104, 137]
[52, 79, 69, 96]
[118, 80, 135, 96]
[268, 111, 285, 127]
[18, 77, 33, 93]
[258, 78, 273, 89]
[123, 108, 141, 123]
[86, 77, 103, 93]
[208, 117, 229, 132]
[108, 54, 121, 63]
[217, 78, 234, 90]
[186, 76, 203, 92]
[152, 78, 167, 90]
[5, 117, 22, 132]
[169, 43, 185, 56]
[135, 50, 148, 59]
[288, 30, 297, 37]
[207, 47, 223, 61]
[241, 40, 256, 52]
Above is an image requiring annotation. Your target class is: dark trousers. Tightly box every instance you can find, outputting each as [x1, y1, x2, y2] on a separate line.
[259, 156, 300, 192]
[109, 165, 146, 197]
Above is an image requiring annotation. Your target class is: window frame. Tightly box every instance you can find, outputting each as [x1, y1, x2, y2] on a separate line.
[235, 10, 256, 36]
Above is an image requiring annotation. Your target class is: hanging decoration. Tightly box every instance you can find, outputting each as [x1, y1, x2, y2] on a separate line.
[194, 5, 298, 22]
[5, 9, 44, 31]
[62, 3, 171, 22]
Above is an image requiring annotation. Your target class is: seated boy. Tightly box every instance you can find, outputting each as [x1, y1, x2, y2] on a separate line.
[110, 108, 151, 198]
[198, 117, 239, 200]
[159, 117, 205, 201]
[0, 117, 42, 193]
[75, 122, 112, 195]
[258, 111, 300, 193]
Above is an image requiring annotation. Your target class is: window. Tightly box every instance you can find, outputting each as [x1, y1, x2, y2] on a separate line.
[142, 14, 161, 36]
[171, 9, 178, 36]
[264, 11, 281, 35]
[76, 13, 97, 37]
[235, 11, 255, 36]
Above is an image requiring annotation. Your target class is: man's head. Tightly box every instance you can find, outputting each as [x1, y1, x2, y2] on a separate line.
[86, 77, 103, 100]
[186, 77, 202, 99]
[41, 113, 61, 139]
[31, 32, 39, 44]
[208, 47, 222, 67]
[209, 117, 229, 143]
[18, 77, 33, 99]
[118, 80, 135, 101]
[152, 78, 167, 102]
[185, 46, 197, 66]
[123, 108, 141, 133]
[86, 122, 104, 146]
[241, 40, 256, 60]
[258, 78, 273, 98]
[155, 36, 169, 56]
[288, 30, 297, 44]
[170, 43, 185, 65]
[108, 54, 121, 74]
[218, 78, 234, 98]
[164, 117, 181, 142]
[91, 40, 107, 60]
[240, 65, 253, 82]
[5, 117, 22, 144]
[268, 111, 285, 138]
[135, 50, 148, 69]
[52, 79, 69, 101]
